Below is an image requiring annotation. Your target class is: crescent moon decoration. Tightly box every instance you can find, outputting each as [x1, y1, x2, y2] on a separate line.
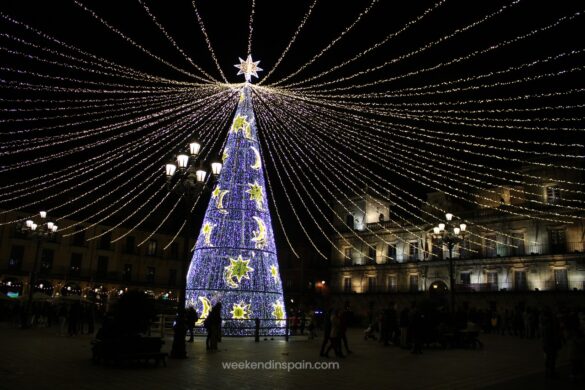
[224, 267, 239, 288]
[243, 123, 252, 140]
[251, 216, 267, 249]
[250, 146, 262, 170]
[195, 296, 212, 326]
[217, 190, 230, 214]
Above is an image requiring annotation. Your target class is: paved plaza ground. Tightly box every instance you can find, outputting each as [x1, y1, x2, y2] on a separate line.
[0, 323, 582, 390]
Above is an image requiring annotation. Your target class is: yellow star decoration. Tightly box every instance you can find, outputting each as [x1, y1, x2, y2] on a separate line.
[251, 216, 267, 249]
[231, 114, 249, 134]
[201, 222, 214, 246]
[224, 255, 254, 288]
[239, 92, 245, 103]
[195, 296, 212, 326]
[270, 265, 280, 284]
[246, 181, 264, 210]
[230, 302, 252, 320]
[272, 301, 285, 320]
[222, 148, 229, 162]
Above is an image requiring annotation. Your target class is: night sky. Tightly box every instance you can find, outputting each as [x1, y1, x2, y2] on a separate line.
[1, 0, 584, 260]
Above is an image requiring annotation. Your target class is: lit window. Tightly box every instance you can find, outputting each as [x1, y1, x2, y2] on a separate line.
[546, 186, 561, 204]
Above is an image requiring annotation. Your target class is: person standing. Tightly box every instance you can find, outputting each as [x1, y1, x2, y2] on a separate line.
[325, 309, 344, 358]
[340, 308, 352, 353]
[319, 308, 332, 357]
[541, 307, 562, 379]
[186, 306, 198, 343]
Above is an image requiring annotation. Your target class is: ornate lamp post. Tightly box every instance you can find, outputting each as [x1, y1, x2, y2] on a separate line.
[431, 213, 467, 314]
[164, 138, 222, 358]
[19, 211, 59, 329]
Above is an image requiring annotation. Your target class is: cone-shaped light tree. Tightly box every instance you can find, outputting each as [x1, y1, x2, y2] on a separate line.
[185, 56, 286, 335]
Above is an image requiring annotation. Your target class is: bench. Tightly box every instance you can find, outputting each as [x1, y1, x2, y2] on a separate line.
[91, 337, 167, 367]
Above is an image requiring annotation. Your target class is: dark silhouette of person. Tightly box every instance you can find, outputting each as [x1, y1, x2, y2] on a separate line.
[205, 302, 222, 351]
[186, 306, 198, 342]
[541, 307, 562, 379]
[68, 302, 80, 336]
[319, 309, 332, 357]
[324, 309, 344, 358]
[410, 303, 424, 354]
[340, 308, 352, 353]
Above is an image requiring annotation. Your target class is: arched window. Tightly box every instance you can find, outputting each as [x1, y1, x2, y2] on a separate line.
[379, 213, 384, 222]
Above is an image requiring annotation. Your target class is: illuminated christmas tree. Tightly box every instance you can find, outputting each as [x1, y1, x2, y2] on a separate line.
[185, 56, 286, 335]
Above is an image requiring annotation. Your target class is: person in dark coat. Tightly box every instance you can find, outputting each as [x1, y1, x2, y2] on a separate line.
[186, 306, 198, 342]
[541, 307, 562, 379]
[319, 309, 332, 357]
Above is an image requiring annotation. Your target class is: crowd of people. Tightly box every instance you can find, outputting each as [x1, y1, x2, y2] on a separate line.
[0, 299, 98, 336]
[318, 301, 585, 382]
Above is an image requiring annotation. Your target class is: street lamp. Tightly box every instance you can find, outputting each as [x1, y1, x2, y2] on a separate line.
[164, 139, 222, 359]
[19, 211, 59, 329]
[431, 213, 467, 314]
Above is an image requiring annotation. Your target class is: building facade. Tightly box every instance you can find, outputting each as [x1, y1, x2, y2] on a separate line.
[329, 169, 585, 316]
[0, 211, 193, 310]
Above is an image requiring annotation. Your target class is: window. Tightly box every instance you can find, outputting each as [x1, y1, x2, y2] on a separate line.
[69, 253, 82, 277]
[96, 256, 108, 278]
[168, 269, 177, 286]
[146, 267, 156, 284]
[460, 272, 471, 285]
[99, 231, 112, 250]
[72, 226, 85, 247]
[345, 214, 354, 229]
[343, 277, 352, 293]
[123, 264, 132, 282]
[344, 248, 353, 266]
[546, 186, 561, 204]
[39, 249, 54, 274]
[8, 245, 24, 270]
[549, 229, 566, 254]
[147, 240, 158, 256]
[509, 233, 524, 256]
[379, 213, 384, 222]
[170, 242, 179, 259]
[431, 239, 443, 260]
[368, 245, 377, 264]
[366, 276, 377, 292]
[387, 243, 397, 262]
[514, 270, 527, 291]
[485, 235, 497, 257]
[409, 275, 419, 292]
[387, 275, 398, 292]
[554, 269, 568, 290]
[487, 272, 498, 288]
[409, 241, 419, 261]
[125, 236, 135, 254]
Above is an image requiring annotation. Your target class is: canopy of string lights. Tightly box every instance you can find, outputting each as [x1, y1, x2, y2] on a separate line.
[0, 0, 584, 262]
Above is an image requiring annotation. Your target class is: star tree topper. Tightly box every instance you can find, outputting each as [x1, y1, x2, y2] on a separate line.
[234, 54, 263, 82]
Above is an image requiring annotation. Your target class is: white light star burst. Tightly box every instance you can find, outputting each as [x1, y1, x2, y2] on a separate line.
[234, 54, 263, 82]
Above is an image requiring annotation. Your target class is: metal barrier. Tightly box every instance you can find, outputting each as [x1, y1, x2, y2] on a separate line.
[149, 314, 290, 341]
